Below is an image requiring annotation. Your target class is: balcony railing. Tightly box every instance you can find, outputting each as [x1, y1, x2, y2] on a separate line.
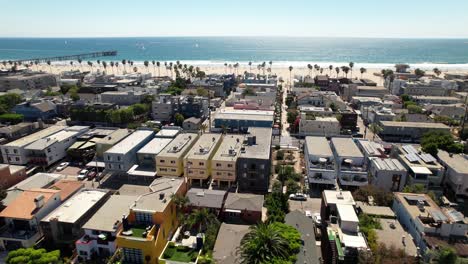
[0, 226, 39, 240]
[119, 224, 156, 241]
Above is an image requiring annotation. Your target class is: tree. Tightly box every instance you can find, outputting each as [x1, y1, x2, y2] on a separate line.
[335, 67, 340, 78]
[0, 113, 24, 124]
[369, 123, 382, 140]
[352, 185, 394, 207]
[144, 60, 149, 73]
[414, 68, 425, 78]
[307, 64, 313, 76]
[407, 104, 423, 114]
[285, 179, 300, 195]
[200, 123, 207, 134]
[349, 62, 354, 78]
[171, 194, 189, 223]
[421, 130, 464, 155]
[436, 247, 458, 264]
[286, 110, 298, 125]
[288, 66, 293, 86]
[187, 208, 219, 234]
[328, 65, 333, 75]
[174, 113, 185, 126]
[196, 87, 209, 97]
[6, 248, 61, 264]
[433, 68, 442, 77]
[360, 67, 367, 79]
[402, 184, 426, 193]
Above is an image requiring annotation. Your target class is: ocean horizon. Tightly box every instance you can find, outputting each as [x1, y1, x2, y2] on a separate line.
[1, 37, 468, 69]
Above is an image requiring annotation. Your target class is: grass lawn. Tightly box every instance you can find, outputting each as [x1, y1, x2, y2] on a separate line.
[131, 227, 147, 238]
[163, 245, 198, 263]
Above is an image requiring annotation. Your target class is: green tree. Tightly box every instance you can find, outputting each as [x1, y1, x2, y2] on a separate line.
[414, 68, 426, 78]
[369, 123, 383, 140]
[171, 194, 189, 223]
[0, 113, 24, 124]
[286, 110, 298, 125]
[402, 184, 426, 193]
[174, 113, 184, 126]
[407, 104, 423, 114]
[197, 87, 209, 97]
[421, 131, 464, 155]
[187, 208, 219, 234]
[360, 67, 366, 79]
[436, 247, 458, 264]
[285, 179, 300, 195]
[6, 248, 61, 264]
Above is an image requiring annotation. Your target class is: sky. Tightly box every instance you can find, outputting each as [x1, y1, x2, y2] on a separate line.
[1, 0, 468, 38]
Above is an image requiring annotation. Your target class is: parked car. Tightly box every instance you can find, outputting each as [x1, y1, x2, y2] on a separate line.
[289, 193, 307, 201]
[77, 169, 89, 181]
[87, 171, 97, 180]
[305, 210, 312, 218]
[95, 172, 103, 181]
[56, 162, 69, 171]
[313, 212, 322, 226]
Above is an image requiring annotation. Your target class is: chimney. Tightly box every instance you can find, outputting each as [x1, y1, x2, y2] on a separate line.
[34, 195, 45, 208]
[159, 193, 165, 200]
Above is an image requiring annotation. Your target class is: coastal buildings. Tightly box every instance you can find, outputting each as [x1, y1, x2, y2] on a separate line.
[94, 128, 131, 159]
[331, 138, 367, 188]
[12, 101, 57, 121]
[136, 137, 172, 170]
[368, 158, 407, 191]
[184, 133, 222, 186]
[0, 72, 57, 92]
[212, 223, 250, 264]
[213, 109, 274, 132]
[0, 164, 26, 189]
[182, 117, 202, 132]
[151, 95, 209, 122]
[304, 136, 337, 188]
[186, 188, 227, 216]
[236, 127, 272, 193]
[156, 133, 199, 177]
[378, 121, 451, 142]
[211, 135, 244, 188]
[437, 150, 468, 198]
[0, 125, 65, 165]
[103, 130, 154, 172]
[298, 114, 340, 137]
[116, 177, 187, 264]
[25, 126, 90, 166]
[222, 193, 264, 224]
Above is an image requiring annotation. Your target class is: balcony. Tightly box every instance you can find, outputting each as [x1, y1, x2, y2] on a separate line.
[308, 171, 336, 185]
[0, 226, 41, 247]
[339, 174, 368, 186]
[118, 224, 157, 242]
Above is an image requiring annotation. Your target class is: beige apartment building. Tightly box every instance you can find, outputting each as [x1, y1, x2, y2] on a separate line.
[184, 133, 222, 186]
[211, 135, 244, 188]
[155, 133, 199, 177]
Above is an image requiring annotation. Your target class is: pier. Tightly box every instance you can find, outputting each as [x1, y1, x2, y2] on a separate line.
[12, 51, 118, 64]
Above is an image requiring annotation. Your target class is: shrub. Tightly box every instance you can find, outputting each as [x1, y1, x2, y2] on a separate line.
[276, 150, 284, 160]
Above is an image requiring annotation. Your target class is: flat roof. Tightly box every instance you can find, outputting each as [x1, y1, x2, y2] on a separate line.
[323, 190, 355, 206]
[186, 133, 222, 160]
[215, 109, 274, 122]
[212, 223, 250, 264]
[42, 189, 108, 224]
[331, 138, 363, 158]
[380, 121, 450, 129]
[357, 140, 385, 156]
[131, 177, 184, 213]
[105, 130, 154, 154]
[337, 204, 358, 222]
[4, 126, 65, 147]
[394, 192, 445, 222]
[370, 158, 406, 171]
[50, 179, 84, 201]
[155, 129, 180, 138]
[239, 127, 272, 160]
[305, 136, 333, 157]
[82, 195, 137, 232]
[212, 135, 244, 162]
[412, 96, 461, 100]
[437, 150, 468, 175]
[410, 166, 432, 175]
[224, 193, 264, 211]
[25, 126, 89, 150]
[375, 218, 418, 257]
[356, 202, 396, 218]
[158, 133, 198, 159]
[137, 138, 172, 155]
[187, 188, 227, 209]
[93, 129, 131, 145]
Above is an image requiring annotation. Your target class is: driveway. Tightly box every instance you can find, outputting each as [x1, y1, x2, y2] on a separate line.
[289, 198, 322, 215]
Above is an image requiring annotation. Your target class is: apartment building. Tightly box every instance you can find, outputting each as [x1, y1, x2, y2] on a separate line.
[136, 138, 173, 169]
[211, 135, 244, 188]
[369, 158, 407, 192]
[100, 91, 148, 105]
[12, 101, 57, 121]
[379, 121, 451, 143]
[104, 130, 154, 172]
[331, 138, 367, 188]
[152, 95, 209, 122]
[222, 193, 264, 224]
[3, 173, 64, 206]
[116, 177, 187, 264]
[156, 133, 199, 177]
[185, 133, 222, 186]
[320, 190, 369, 263]
[437, 150, 468, 198]
[0, 72, 57, 91]
[237, 127, 272, 193]
[412, 96, 462, 105]
[356, 139, 388, 165]
[213, 109, 274, 132]
[0, 125, 65, 165]
[41, 189, 110, 247]
[94, 129, 131, 159]
[393, 192, 467, 257]
[151, 94, 174, 122]
[25, 126, 89, 166]
[0, 164, 26, 189]
[298, 114, 340, 137]
[304, 136, 337, 188]
[76, 195, 137, 261]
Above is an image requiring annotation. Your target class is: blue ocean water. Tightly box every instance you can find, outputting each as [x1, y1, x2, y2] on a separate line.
[1, 37, 468, 68]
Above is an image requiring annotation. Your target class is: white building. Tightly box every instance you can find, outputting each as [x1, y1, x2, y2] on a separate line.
[369, 158, 407, 192]
[100, 91, 148, 105]
[331, 138, 367, 188]
[25, 126, 89, 167]
[104, 130, 154, 172]
[0, 126, 65, 165]
[437, 150, 468, 198]
[304, 137, 336, 187]
[298, 113, 340, 137]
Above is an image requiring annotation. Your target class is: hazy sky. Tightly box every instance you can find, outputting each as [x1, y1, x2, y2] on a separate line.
[1, 0, 468, 38]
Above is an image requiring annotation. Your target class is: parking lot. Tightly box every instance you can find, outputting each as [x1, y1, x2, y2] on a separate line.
[289, 198, 322, 215]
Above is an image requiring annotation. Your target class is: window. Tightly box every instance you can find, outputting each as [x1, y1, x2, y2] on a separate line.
[160, 168, 168, 172]
[217, 172, 221, 176]
[92, 230, 99, 235]
[118, 164, 122, 170]
[107, 156, 111, 161]
[160, 160, 165, 163]
[200, 171, 205, 174]
[171, 169, 176, 172]
[135, 212, 152, 225]
[108, 164, 112, 169]
[117, 156, 121, 161]
[170, 160, 175, 164]
[227, 164, 233, 168]
[260, 164, 265, 169]
[228, 172, 233, 177]
[47, 148, 51, 153]
[15, 157, 19, 161]
[216, 163, 221, 167]
[199, 162, 204, 166]
[13, 149, 17, 154]
[123, 248, 143, 264]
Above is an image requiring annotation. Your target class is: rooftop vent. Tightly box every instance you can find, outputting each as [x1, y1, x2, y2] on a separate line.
[34, 195, 45, 208]
[159, 193, 165, 200]
[196, 191, 205, 197]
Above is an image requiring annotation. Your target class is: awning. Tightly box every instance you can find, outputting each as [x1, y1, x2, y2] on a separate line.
[127, 164, 157, 177]
[86, 161, 106, 168]
[224, 209, 241, 213]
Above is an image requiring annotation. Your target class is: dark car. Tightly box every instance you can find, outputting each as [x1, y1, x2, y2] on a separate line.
[87, 171, 97, 180]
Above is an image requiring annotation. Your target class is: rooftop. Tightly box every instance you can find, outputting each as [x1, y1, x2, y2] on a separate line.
[356, 140, 385, 157]
[337, 204, 358, 222]
[380, 121, 450, 129]
[356, 202, 396, 218]
[4, 126, 65, 147]
[212, 135, 244, 162]
[105, 130, 154, 154]
[370, 158, 406, 172]
[131, 177, 184, 213]
[437, 150, 468, 175]
[4, 173, 63, 206]
[25, 126, 89, 150]
[42, 189, 108, 224]
[331, 138, 364, 158]
[305, 136, 333, 157]
[0, 189, 60, 220]
[239, 127, 272, 160]
[93, 128, 130, 145]
[186, 133, 222, 159]
[215, 109, 274, 122]
[224, 193, 264, 212]
[187, 188, 227, 209]
[49, 179, 84, 201]
[212, 223, 250, 264]
[158, 133, 198, 159]
[155, 128, 181, 138]
[323, 190, 356, 206]
[82, 195, 137, 233]
[394, 192, 447, 223]
[375, 218, 419, 257]
[137, 138, 172, 155]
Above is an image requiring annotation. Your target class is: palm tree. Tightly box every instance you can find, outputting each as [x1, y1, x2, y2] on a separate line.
[200, 123, 208, 134]
[144, 61, 149, 73]
[433, 68, 442, 77]
[349, 62, 354, 78]
[342, 66, 350, 78]
[307, 64, 313, 77]
[269, 61, 273, 72]
[115, 62, 119, 74]
[224, 63, 228, 74]
[186, 208, 219, 234]
[239, 223, 290, 264]
[329, 65, 333, 76]
[369, 123, 383, 140]
[97, 60, 101, 70]
[156, 61, 161, 76]
[122, 59, 127, 73]
[335, 67, 340, 78]
[78, 59, 83, 71]
[102, 61, 108, 73]
[261, 61, 266, 75]
[110, 61, 115, 74]
[87, 61, 93, 73]
[46, 60, 52, 72]
[151, 60, 156, 75]
[360, 67, 367, 79]
[288, 66, 293, 87]
[248, 61, 252, 73]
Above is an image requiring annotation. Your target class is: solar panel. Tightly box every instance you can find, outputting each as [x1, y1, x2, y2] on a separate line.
[403, 145, 418, 154]
[419, 153, 437, 163]
[405, 153, 420, 163]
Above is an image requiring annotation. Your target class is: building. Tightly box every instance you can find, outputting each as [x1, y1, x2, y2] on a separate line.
[103, 130, 154, 172]
[236, 127, 272, 193]
[75, 195, 137, 261]
[12, 101, 57, 121]
[320, 190, 369, 263]
[222, 193, 264, 224]
[392, 192, 467, 257]
[356, 139, 388, 164]
[41, 189, 110, 247]
[152, 95, 209, 122]
[136, 137, 172, 169]
[155, 127, 181, 139]
[285, 211, 321, 264]
[214, 109, 274, 132]
[0, 164, 26, 189]
[379, 121, 451, 142]
[182, 117, 202, 132]
[151, 94, 174, 122]
[412, 96, 462, 105]
[25, 126, 90, 166]
[211, 135, 244, 188]
[94, 128, 131, 159]
[155, 133, 199, 177]
[186, 188, 227, 216]
[0, 125, 65, 165]
[116, 177, 187, 264]
[0, 122, 39, 140]
[366, 106, 396, 124]
[298, 114, 341, 137]
[100, 91, 148, 105]
[425, 103, 465, 120]
[212, 223, 250, 264]
[304, 136, 337, 188]
[66, 128, 119, 162]
[368, 158, 407, 192]
[0, 72, 57, 91]
[398, 145, 444, 193]
[342, 85, 389, 101]
[184, 133, 222, 186]
[331, 138, 367, 188]
[437, 150, 468, 198]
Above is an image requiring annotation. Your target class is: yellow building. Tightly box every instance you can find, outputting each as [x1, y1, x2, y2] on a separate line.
[116, 177, 187, 264]
[155, 133, 199, 177]
[211, 135, 244, 188]
[184, 133, 222, 186]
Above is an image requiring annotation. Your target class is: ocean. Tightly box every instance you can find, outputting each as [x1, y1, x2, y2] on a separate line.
[1, 37, 468, 69]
